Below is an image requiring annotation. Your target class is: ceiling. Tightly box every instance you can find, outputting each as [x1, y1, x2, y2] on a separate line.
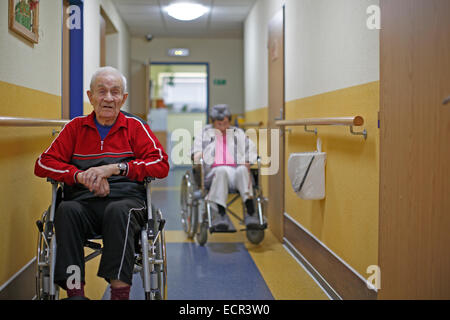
[112, 0, 258, 39]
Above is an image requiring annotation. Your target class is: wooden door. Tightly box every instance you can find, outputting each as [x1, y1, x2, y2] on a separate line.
[267, 8, 285, 242]
[145, 63, 150, 117]
[100, 15, 106, 67]
[379, 0, 450, 299]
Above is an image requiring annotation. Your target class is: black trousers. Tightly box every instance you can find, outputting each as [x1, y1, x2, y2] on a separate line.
[53, 197, 147, 288]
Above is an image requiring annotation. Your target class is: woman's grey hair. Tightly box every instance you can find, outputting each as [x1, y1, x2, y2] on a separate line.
[90, 66, 127, 93]
[210, 104, 232, 121]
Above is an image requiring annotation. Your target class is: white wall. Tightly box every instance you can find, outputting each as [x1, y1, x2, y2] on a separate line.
[244, 0, 285, 111]
[131, 37, 244, 116]
[285, 0, 379, 102]
[84, 0, 131, 110]
[0, 0, 130, 108]
[244, 0, 379, 111]
[106, 33, 119, 69]
[0, 0, 62, 96]
[100, 0, 130, 82]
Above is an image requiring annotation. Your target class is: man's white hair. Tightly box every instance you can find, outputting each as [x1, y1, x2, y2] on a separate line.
[90, 66, 127, 93]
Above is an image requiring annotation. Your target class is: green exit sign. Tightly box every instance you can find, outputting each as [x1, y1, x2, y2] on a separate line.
[213, 79, 227, 86]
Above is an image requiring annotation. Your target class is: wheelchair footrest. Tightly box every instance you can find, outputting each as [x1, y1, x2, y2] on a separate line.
[240, 223, 268, 232]
[85, 240, 102, 250]
[209, 227, 237, 234]
[209, 214, 237, 233]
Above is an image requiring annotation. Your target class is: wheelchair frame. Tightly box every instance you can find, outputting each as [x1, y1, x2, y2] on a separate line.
[180, 157, 268, 246]
[35, 178, 167, 300]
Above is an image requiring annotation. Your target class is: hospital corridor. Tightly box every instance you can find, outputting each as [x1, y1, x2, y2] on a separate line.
[0, 0, 449, 306]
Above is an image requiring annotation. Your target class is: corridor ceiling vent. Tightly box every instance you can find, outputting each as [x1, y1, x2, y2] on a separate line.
[165, 2, 209, 21]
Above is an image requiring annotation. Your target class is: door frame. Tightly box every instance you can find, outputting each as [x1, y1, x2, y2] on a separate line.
[267, 6, 286, 242]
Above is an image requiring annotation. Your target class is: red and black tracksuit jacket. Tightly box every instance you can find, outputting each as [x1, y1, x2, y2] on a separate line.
[34, 111, 169, 201]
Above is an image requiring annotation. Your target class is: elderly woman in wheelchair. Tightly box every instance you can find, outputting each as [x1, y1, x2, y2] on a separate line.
[181, 104, 267, 246]
[34, 67, 169, 300]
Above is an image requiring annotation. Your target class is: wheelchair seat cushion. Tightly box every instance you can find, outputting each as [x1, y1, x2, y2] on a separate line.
[88, 234, 103, 240]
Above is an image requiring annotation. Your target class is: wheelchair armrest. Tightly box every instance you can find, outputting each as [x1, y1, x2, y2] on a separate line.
[199, 158, 205, 194]
[144, 177, 156, 184]
[46, 178, 59, 185]
[191, 156, 206, 193]
[158, 219, 166, 231]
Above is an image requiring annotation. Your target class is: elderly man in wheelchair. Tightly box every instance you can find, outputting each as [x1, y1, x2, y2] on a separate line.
[34, 67, 169, 300]
[181, 104, 267, 246]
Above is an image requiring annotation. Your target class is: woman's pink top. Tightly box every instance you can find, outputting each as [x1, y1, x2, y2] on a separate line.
[212, 133, 236, 168]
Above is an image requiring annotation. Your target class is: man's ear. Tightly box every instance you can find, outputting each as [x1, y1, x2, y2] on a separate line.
[121, 93, 129, 106]
[87, 90, 93, 104]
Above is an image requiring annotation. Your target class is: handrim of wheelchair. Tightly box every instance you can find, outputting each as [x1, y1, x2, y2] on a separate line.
[35, 178, 167, 300]
[180, 157, 268, 246]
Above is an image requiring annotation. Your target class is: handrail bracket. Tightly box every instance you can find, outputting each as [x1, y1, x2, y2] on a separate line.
[304, 125, 318, 135]
[350, 126, 367, 140]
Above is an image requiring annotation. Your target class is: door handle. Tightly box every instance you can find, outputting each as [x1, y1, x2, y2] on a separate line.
[443, 96, 450, 105]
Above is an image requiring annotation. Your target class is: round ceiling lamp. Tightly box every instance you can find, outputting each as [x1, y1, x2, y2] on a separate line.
[165, 3, 209, 21]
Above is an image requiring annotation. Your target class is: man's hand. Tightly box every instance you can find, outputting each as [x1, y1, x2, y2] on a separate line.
[77, 164, 119, 196]
[93, 177, 110, 197]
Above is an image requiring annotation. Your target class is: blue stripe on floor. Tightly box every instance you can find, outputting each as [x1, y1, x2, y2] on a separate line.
[166, 242, 273, 300]
[102, 168, 273, 300]
[103, 242, 273, 300]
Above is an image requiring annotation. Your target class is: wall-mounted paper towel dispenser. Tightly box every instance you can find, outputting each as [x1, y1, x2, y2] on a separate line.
[287, 138, 326, 200]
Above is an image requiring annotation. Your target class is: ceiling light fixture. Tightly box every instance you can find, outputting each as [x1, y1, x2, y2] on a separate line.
[165, 3, 209, 21]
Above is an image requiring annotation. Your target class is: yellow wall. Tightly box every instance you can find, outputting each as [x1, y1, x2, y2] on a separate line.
[286, 82, 379, 276]
[84, 102, 93, 115]
[0, 0, 64, 288]
[0, 81, 61, 285]
[244, 0, 380, 281]
[245, 81, 379, 277]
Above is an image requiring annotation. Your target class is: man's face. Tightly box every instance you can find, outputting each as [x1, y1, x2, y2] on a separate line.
[213, 118, 231, 134]
[87, 72, 128, 125]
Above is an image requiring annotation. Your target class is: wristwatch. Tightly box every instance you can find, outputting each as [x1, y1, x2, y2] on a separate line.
[117, 162, 127, 176]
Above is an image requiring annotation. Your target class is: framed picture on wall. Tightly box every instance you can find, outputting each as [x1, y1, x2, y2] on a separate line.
[8, 0, 39, 44]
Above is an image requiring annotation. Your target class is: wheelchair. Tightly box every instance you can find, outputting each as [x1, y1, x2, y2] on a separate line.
[180, 157, 268, 246]
[35, 177, 167, 300]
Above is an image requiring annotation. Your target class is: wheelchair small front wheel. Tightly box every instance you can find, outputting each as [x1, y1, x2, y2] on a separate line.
[196, 222, 208, 246]
[246, 229, 265, 245]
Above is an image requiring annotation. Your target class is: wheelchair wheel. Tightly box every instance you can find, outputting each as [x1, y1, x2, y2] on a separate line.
[156, 209, 168, 300]
[151, 234, 165, 301]
[196, 221, 208, 246]
[36, 208, 60, 300]
[180, 172, 199, 238]
[246, 229, 265, 245]
[140, 207, 168, 301]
